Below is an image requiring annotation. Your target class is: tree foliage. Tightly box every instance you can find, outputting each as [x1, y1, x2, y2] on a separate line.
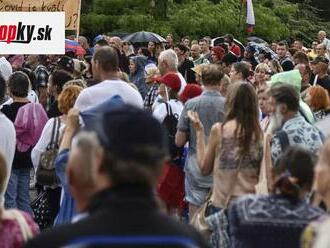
[80, 0, 330, 45]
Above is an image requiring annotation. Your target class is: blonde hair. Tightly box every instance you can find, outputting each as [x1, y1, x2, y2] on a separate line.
[255, 63, 270, 73]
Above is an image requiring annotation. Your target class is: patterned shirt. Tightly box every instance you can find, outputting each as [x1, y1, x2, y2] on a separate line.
[271, 115, 323, 164]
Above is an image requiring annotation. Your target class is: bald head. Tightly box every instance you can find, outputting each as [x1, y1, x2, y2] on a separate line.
[190, 44, 201, 60]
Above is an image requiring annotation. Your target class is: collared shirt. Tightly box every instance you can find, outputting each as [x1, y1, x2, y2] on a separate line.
[271, 115, 323, 163]
[178, 90, 225, 187]
[190, 56, 210, 66]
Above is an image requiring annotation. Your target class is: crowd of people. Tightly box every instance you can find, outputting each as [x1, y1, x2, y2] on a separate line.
[0, 29, 329, 247]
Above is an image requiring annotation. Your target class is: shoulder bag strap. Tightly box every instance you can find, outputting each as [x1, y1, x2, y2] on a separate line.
[53, 117, 61, 148]
[47, 118, 57, 149]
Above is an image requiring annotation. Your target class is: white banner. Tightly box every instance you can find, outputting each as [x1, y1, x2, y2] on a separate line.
[0, 12, 65, 54]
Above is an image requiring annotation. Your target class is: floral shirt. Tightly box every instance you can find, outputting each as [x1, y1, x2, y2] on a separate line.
[271, 115, 323, 164]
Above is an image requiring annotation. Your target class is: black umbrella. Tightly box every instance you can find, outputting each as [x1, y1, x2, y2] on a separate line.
[123, 31, 166, 43]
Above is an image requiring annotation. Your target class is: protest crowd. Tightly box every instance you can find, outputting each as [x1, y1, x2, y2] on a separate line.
[0, 30, 330, 248]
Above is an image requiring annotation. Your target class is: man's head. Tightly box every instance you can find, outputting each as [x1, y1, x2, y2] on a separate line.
[109, 36, 122, 51]
[316, 43, 327, 57]
[312, 41, 318, 51]
[92, 46, 119, 80]
[166, 34, 173, 45]
[244, 45, 256, 59]
[182, 36, 190, 48]
[268, 84, 300, 132]
[293, 51, 309, 65]
[311, 56, 329, 76]
[48, 69, 73, 97]
[94, 105, 168, 188]
[224, 34, 234, 46]
[230, 62, 250, 83]
[318, 31, 327, 42]
[201, 64, 224, 87]
[67, 131, 102, 212]
[158, 49, 178, 75]
[25, 55, 39, 68]
[94, 39, 109, 52]
[8, 71, 30, 98]
[293, 40, 303, 51]
[199, 38, 210, 54]
[174, 44, 188, 62]
[276, 41, 288, 59]
[78, 36, 90, 50]
[295, 63, 311, 87]
[190, 44, 201, 60]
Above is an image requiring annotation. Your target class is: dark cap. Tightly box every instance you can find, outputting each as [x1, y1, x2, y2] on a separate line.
[245, 45, 256, 54]
[57, 56, 74, 73]
[311, 56, 329, 65]
[96, 104, 168, 163]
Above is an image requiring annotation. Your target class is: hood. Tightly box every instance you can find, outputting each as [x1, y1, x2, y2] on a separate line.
[269, 69, 301, 93]
[131, 55, 148, 74]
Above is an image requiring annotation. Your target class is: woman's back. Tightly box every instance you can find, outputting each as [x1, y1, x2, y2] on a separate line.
[211, 121, 263, 208]
[229, 194, 324, 248]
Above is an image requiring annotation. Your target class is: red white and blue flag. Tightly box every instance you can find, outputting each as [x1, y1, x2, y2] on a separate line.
[245, 0, 255, 33]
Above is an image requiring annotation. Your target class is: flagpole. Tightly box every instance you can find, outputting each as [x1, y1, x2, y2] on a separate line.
[237, 0, 244, 34]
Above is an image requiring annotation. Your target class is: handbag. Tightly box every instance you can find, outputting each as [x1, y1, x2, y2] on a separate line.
[255, 134, 273, 195]
[36, 117, 61, 187]
[31, 190, 53, 230]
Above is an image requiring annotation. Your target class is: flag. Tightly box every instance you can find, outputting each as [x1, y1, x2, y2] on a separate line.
[246, 0, 255, 33]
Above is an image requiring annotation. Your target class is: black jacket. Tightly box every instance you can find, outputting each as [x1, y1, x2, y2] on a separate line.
[25, 185, 209, 248]
[178, 59, 196, 84]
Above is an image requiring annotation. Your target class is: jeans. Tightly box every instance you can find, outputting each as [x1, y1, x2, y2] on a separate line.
[5, 168, 32, 214]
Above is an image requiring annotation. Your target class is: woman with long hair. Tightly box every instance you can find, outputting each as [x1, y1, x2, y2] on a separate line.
[188, 82, 263, 246]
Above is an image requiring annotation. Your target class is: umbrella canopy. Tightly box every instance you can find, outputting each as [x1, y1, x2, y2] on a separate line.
[65, 39, 86, 56]
[123, 31, 166, 43]
[248, 41, 277, 60]
[247, 36, 267, 44]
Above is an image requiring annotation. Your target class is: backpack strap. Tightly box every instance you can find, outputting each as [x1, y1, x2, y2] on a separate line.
[164, 102, 173, 116]
[275, 130, 290, 152]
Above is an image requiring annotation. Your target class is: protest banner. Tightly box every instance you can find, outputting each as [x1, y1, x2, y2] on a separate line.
[0, 0, 81, 32]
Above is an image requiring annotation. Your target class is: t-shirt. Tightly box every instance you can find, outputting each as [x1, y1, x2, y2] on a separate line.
[230, 44, 242, 57]
[47, 100, 62, 118]
[152, 99, 183, 123]
[74, 79, 144, 112]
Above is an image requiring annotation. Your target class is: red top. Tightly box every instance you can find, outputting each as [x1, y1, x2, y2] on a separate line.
[230, 44, 241, 57]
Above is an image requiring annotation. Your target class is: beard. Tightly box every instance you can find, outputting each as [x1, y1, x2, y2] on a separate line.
[268, 106, 284, 134]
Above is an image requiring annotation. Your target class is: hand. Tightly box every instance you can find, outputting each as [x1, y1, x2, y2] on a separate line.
[187, 110, 204, 131]
[66, 108, 80, 132]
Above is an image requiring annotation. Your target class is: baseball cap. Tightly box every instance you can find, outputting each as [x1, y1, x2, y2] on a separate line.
[179, 84, 203, 103]
[245, 45, 256, 54]
[154, 73, 181, 92]
[96, 104, 168, 163]
[311, 56, 329, 65]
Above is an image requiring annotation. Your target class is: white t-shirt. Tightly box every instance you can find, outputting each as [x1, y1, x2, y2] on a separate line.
[153, 99, 184, 123]
[31, 117, 66, 170]
[74, 79, 144, 112]
[0, 113, 16, 205]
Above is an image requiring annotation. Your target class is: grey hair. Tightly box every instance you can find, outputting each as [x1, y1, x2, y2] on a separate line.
[158, 49, 178, 70]
[71, 131, 102, 185]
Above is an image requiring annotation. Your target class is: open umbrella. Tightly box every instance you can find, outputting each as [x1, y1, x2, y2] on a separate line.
[247, 36, 267, 44]
[123, 31, 166, 43]
[65, 39, 86, 56]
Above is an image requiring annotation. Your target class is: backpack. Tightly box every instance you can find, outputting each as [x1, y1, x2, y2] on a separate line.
[36, 117, 61, 187]
[162, 102, 183, 165]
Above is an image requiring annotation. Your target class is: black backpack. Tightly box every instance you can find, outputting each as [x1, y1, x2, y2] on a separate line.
[162, 102, 183, 165]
